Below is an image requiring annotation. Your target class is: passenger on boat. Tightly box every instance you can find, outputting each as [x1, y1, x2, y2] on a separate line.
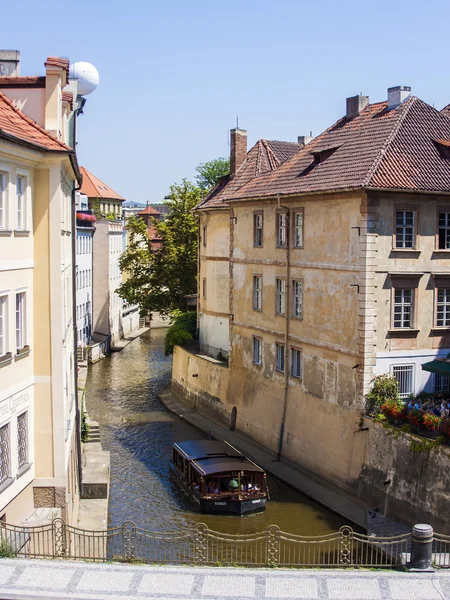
[207, 479, 219, 494]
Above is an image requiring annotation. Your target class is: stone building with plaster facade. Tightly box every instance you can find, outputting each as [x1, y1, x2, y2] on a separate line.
[172, 87, 450, 531]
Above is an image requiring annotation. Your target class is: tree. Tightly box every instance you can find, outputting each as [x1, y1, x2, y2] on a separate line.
[195, 157, 229, 194]
[118, 179, 201, 315]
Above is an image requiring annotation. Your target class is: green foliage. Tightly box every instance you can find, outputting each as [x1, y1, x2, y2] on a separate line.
[164, 311, 197, 355]
[118, 181, 201, 316]
[80, 393, 90, 443]
[410, 436, 444, 454]
[106, 212, 117, 221]
[90, 198, 103, 219]
[0, 538, 16, 558]
[365, 374, 400, 415]
[195, 157, 230, 194]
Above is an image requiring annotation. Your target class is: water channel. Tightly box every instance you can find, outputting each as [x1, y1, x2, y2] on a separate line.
[85, 329, 348, 536]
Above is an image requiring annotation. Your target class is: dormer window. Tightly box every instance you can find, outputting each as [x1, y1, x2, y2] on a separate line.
[434, 139, 450, 160]
[312, 146, 339, 165]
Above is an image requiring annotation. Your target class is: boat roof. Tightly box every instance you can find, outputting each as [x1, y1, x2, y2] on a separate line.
[173, 440, 265, 475]
[173, 440, 242, 460]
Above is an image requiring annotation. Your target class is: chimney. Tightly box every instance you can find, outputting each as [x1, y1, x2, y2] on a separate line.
[387, 86, 411, 110]
[346, 94, 369, 119]
[230, 128, 247, 176]
[0, 50, 20, 76]
[298, 135, 313, 147]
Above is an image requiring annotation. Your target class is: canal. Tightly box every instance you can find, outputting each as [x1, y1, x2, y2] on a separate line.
[85, 329, 348, 536]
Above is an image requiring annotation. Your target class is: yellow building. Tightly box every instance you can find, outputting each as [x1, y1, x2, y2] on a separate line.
[80, 166, 125, 219]
[0, 57, 82, 526]
[173, 87, 450, 528]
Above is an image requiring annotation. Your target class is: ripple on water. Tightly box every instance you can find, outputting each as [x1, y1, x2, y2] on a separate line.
[85, 329, 348, 535]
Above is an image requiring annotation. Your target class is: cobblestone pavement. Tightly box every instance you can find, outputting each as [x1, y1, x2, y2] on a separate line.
[0, 559, 449, 600]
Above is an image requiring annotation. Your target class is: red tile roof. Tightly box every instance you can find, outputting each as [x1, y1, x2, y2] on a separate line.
[0, 76, 45, 88]
[0, 90, 71, 152]
[196, 139, 301, 210]
[231, 97, 450, 200]
[80, 166, 125, 201]
[45, 57, 70, 79]
[138, 205, 161, 216]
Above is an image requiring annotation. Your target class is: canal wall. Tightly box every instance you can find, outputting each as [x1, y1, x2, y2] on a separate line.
[171, 345, 450, 534]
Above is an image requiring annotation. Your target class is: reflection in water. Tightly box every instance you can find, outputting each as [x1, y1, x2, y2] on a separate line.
[85, 329, 347, 535]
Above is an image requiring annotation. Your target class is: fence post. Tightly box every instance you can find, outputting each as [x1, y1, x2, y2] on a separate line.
[408, 524, 434, 571]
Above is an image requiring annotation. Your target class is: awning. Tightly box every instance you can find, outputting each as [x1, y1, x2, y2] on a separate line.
[422, 357, 450, 377]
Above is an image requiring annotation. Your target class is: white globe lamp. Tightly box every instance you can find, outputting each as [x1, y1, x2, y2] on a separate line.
[69, 62, 99, 96]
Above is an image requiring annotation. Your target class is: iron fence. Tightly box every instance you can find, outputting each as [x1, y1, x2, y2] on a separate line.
[0, 519, 414, 568]
[433, 533, 450, 568]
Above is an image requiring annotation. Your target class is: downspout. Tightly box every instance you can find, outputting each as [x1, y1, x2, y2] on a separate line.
[196, 213, 200, 336]
[277, 195, 290, 460]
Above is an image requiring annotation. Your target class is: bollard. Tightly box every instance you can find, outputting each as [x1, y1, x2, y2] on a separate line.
[408, 524, 434, 572]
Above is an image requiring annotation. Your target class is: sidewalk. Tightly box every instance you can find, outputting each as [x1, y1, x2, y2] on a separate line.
[0, 558, 449, 600]
[111, 327, 150, 352]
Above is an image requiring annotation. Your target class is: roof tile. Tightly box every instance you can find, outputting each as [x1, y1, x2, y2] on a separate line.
[80, 166, 125, 201]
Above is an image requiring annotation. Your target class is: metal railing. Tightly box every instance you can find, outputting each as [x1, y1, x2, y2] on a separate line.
[0, 519, 414, 568]
[433, 533, 450, 568]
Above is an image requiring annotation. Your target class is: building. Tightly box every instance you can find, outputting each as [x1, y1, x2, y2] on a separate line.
[0, 55, 82, 526]
[137, 203, 164, 250]
[75, 192, 95, 352]
[80, 166, 125, 219]
[122, 200, 145, 219]
[92, 219, 124, 348]
[173, 86, 450, 529]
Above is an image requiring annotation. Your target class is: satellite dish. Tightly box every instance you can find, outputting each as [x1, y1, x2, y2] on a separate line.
[69, 62, 99, 96]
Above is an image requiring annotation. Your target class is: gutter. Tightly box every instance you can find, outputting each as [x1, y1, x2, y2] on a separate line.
[277, 195, 290, 461]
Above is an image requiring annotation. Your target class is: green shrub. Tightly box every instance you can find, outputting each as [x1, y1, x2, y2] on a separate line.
[164, 311, 197, 355]
[366, 374, 400, 415]
[0, 537, 16, 558]
[80, 393, 90, 443]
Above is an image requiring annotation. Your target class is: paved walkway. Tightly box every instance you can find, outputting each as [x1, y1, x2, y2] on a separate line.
[0, 559, 449, 600]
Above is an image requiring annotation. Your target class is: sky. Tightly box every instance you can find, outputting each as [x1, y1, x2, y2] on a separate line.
[2, 0, 450, 203]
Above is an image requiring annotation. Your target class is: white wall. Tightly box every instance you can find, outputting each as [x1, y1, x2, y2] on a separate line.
[199, 313, 230, 358]
[76, 229, 93, 345]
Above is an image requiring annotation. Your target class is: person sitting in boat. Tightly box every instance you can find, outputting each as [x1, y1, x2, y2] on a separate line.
[207, 479, 219, 494]
[228, 479, 239, 492]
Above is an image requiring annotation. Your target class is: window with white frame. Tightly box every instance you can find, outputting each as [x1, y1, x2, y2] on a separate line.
[252, 336, 262, 365]
[16, 175, 26, 230]
[254, 212, 263, 247]
[438, 213, 450, 250]
[15, 291, 26, 352]
[393, 288, 412, 328]
[293, 211, 303, 248]
[253, 275, 262, 310]
[436, 288, 450, 327]
[292, 280, 302, 318]
[17, 411, 28, 469]
[291, 347, 302, 378]
[0, 423, 10, 485]
[435, 373, 450, 393]
[395, 210, 415, 249]
[0, 295, 7, 356]
[0, 172, 6, 229]
[275, 278, 286, 315]
[276, 212, 287, 247]
[276, 342, 285, 372]
[391, 364, 414, 398]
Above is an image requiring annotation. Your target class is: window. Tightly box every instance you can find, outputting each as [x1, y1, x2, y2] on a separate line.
[15, 291, 26, 352]
[391, 364, 414, 399]
[436, 288, 450, 327]
[276, 212, 287, 247]
[0, 295, 6, 356]
[0, 423, 10, 484]
[254, 212, 263, 247]
[203, 225, 207, 247]
[253, 275, 262, 310]
[395, 210, 415, 249]
[393, 288, 412, 328]
[202, 277, 207, 299]
[275, 278, 286, 315]
[252, 336, 262, 365]
[0, 172, 6, 229]
[276, 342, 285, 372]
[17, 411, 28, 469]
[16, 176, 25, 230]
[435, 373, 450, 393]
[291, 348, 302, 378]
[292, 280, 303, 318]
[293, 211, 303, 248]
[438, 213, 450, 249]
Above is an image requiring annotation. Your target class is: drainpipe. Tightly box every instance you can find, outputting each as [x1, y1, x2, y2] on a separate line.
[196, 213, 200, 336]
[277, 195, 290, 461]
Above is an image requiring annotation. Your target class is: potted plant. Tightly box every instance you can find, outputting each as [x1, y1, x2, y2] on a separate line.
[423, 413, 442, 433]
[407, 409, 423, 430]
[380, 399, 405, 424]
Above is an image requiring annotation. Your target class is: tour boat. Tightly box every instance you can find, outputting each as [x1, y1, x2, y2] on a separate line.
[169, 440, 268, 515]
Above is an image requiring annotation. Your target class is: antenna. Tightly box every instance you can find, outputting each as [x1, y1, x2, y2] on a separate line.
[236, 116, 239, 129]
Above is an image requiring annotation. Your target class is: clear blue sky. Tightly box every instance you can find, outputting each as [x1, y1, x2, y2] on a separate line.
[3, 0, 450, 203]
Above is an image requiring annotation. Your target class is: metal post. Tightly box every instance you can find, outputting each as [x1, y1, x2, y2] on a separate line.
[408, 524, 434, 571]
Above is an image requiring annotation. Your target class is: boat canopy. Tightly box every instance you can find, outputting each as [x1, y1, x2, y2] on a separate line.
[173, 440, 264, 475]
[174, 440, 242, 460]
